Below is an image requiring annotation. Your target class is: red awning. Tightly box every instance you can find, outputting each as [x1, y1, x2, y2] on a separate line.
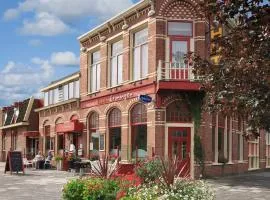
[55, 120, 83, 133]
[23, 131, 40, 137]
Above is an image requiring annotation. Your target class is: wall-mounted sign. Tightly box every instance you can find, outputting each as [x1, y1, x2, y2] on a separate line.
[139, 95, 152, 103]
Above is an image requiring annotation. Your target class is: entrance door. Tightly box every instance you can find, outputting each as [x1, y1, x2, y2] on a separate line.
[170, 39, 189, 80]
[168, 127, 191, 177]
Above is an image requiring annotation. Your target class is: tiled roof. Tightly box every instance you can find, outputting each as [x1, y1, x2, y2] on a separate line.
[3, 98, 30, 126]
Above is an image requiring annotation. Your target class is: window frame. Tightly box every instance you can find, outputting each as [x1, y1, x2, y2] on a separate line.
[132, 27, 149, 81]
[167, 21, 193, 37]
[110, 40, 123, 87]
[89, 50, 101, 93]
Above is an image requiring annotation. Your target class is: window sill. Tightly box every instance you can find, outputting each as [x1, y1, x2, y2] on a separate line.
[248, 168, 260, 171]
[212, 162, 223, 166]
[88, 91, 100, 96]
[129, 77, 148, 85]
[107, 84, 123, 91]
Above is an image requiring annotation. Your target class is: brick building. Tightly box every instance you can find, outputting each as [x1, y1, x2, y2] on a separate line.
[0, 97, 42, 161]
[33, 0, 270, 177]
[35, 72, 83, 158]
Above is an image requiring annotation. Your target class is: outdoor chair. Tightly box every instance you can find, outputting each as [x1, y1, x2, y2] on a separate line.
[23, 158, 33, 168]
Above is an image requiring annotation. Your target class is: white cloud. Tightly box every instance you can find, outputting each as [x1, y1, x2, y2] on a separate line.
[50, 51, 79, 66]
[28, 39, 42, 46]
[0, 59, 54, 105]
[2, 61, 15, 74]
[3, 8, 20, 21]
[3, 0, 134, 36]
[20, 12, 71, 36]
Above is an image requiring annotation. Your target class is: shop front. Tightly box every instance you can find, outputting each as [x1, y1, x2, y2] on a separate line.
[55, 119, 84, 157]
[24, 131, 40, 159]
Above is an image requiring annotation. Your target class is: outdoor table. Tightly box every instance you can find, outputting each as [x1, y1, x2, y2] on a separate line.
[74, 161, 91, 175]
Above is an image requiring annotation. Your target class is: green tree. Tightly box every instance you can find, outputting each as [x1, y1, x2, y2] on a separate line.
[193, 0, 270, 136]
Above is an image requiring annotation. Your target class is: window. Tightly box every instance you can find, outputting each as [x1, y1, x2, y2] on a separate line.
[89, 112, 99, 156]
[111, 40, 123, 87]
[44, 92, 49, 106]
[131, 104, 147, 158]
[49, 90, 53, 105]
[108, 108, 121, 155]
[74, 80, 80, 98]
[69, 82, 74, 99]
[266, 132, 270, 167]
[248, 139, 259, 169]
[2, 134, 6, 150]
[133, 28, 148, 80]
[168, 22, 192, 36]
[54, 88, 59, 104]
[58, 135, 64, 150]
[64, 84, 69, 101]
[90, 51, 101, 92]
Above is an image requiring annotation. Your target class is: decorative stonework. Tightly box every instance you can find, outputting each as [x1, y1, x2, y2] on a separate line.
[158, 0, 201, 19]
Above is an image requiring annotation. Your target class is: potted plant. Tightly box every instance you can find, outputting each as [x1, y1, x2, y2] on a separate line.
[54, 154, 64, 171]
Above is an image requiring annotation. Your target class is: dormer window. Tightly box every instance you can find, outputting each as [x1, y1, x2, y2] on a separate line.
[12, 107, 19, 123]
[4, 112, 7, 124]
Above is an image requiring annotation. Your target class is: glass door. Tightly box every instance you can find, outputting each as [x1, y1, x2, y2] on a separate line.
[170, 39, 189, 80]
[168, 127, 191, 177]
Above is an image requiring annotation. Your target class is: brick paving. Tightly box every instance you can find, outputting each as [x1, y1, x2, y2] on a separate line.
[0, 162, 75, 200]
[208, 171, 270, 200]
[1, 162, 270, 200]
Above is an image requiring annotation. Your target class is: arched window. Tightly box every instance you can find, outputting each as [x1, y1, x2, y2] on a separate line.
[108, 108, 121, 156]
[88, 112, 99, 154]
[108, 108, 121, 128]
[130, 103, 147, 158]
[89, 112, 99, 130]
[131, 103, 147, 125]
[70, 114, 79, 121]
[166, 101, 192, 122]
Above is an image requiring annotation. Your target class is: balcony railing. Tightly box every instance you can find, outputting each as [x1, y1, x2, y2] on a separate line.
[157, 60, 198, 81]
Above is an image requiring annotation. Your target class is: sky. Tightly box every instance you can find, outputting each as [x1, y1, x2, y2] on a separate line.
[0, 0, 140, 107]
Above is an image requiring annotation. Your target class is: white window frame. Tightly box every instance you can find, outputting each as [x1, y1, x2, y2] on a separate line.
[133, 28, 148, 81]
[248, 138, 260, 170]
[110, 40, 123, 87]
[266, 132, 270, 167]
[90, 51, 101, 93]
[44, 92, 49, 106]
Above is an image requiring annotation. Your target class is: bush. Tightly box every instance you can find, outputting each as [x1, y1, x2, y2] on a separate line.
[62, 179, 85, 200]
[135, 159, 162, 184]
[83, 178, 119, 200]
[124, 179, 215, 200]
[62, 178, 120, 200]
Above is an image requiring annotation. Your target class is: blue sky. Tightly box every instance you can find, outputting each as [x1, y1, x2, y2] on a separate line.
[0, 0, 139, 106]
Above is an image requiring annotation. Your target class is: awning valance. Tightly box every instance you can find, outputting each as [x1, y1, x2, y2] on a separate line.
[55, 120, 83, 133]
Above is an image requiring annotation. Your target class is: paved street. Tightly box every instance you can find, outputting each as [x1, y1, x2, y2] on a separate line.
[1, 161, 270, 200]
[208, 171, 270, 200]
[0, 162, 75, 200]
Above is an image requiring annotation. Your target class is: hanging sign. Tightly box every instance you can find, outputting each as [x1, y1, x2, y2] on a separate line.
[139, 95, 152, 103]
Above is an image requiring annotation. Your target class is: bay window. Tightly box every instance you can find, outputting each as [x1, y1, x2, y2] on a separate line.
[111, 40, 123, 87]
[90, 51, 101, 93]
[69, 82, 74, 99]
[133, 28, 148, 80]
[44, 79, 80, 106]
[74, 80, 80, 98]
[44, 92, 49, 106]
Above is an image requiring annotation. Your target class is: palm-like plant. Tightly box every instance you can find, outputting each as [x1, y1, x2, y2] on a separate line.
[91, 155, 120, 179]
[158, 156, 189, 188]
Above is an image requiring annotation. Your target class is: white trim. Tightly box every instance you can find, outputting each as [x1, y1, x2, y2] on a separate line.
[165, 122, 194, 178]
[41, 73, 80, 92]
[24, 96, 34, 121]
[78, 0, 148, 41]
[228, 117, 232, 163]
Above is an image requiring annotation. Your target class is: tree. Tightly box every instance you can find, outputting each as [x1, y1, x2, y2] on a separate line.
[192, 0, 270, 136]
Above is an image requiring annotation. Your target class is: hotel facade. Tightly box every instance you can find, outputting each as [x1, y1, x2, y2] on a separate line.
[1, 0, 269, 178]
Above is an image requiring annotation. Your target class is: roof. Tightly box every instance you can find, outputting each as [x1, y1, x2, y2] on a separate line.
[41, 71, 80, 92]
[1, 97, 40, 129]
[77, 0, 148, 41]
